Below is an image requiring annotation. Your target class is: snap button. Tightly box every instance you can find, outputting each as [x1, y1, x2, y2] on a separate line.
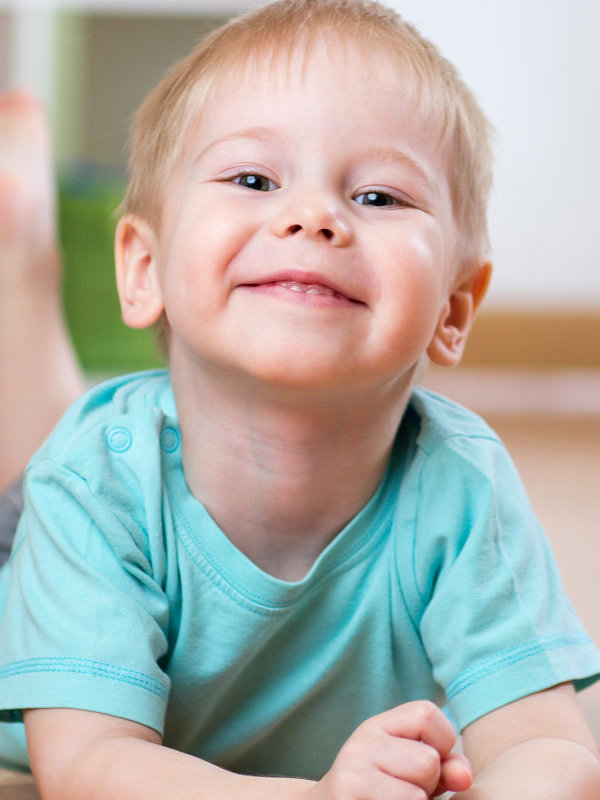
[106, 427, 132, 453]
[160, 427, 179, 453]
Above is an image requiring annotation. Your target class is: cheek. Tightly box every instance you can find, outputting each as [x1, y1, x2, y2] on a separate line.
[381, 224, 446, 305]
[376, 234, 446, 353]
[159, 251, 208, 338]
[160, 221, 223, 297]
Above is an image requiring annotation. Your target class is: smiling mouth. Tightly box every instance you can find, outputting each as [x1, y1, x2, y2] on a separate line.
[241, 278, 364, 306]
[267, 280, 343, 298]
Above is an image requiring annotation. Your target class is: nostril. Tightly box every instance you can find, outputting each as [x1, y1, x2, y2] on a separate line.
[284, 224, 336, 240]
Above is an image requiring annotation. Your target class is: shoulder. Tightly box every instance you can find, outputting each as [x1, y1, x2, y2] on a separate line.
[400, 393, 600, 733]
[22, 369, 179, 526]
[28, 369, 174, 470]
[409, 387, 501, 453]
[405, 388, 513, 488]
[401, 388, 534, 574]
[400, 389, 543, 610]
[19, 370, 178, 573]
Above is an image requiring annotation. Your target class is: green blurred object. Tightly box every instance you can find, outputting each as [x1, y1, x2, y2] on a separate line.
[59, 171, 164, 374]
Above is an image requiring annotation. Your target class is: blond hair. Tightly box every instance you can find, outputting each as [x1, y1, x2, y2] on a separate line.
[121, 0, 493, 267]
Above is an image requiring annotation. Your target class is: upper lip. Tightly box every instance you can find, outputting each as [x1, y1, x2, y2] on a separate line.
[239, 269, 365, 304]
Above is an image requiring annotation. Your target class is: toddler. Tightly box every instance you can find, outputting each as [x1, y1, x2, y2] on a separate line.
[1, 2, 599, 798]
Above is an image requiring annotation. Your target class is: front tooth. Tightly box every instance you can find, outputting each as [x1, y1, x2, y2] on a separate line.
[277, 281, 337, 296]
[279, 281, 306, 292]
[306, 284, 334, 296]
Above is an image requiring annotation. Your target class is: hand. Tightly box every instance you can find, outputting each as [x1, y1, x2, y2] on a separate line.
[311, 701, 473, 800]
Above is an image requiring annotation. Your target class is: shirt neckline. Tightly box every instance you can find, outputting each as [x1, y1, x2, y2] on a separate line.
[165, 415, 412, 610]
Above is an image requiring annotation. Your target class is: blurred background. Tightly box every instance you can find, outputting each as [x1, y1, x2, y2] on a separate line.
[0, 0, 598, 737]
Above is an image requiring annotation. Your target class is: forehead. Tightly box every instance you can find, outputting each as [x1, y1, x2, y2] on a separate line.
[214, 33, 419, 103]
[186, 35, 446, 158]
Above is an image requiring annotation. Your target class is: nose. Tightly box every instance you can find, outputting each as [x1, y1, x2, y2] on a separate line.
[270, 187, 353, 246]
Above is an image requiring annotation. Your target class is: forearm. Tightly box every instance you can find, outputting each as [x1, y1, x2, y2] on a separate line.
[36, 736, 314, 800]
[452, 737, 600, 800]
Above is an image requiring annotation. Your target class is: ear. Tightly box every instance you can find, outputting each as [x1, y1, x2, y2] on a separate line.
[115, 215, 164, 329]
[427, 261, 492, 368]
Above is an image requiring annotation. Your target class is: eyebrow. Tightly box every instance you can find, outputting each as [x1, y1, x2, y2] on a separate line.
[192, 126, 279, 165]
[361, 145, 440, 195]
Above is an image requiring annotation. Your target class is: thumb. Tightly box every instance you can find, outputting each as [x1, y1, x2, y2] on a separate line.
[434, 752, 473, 796]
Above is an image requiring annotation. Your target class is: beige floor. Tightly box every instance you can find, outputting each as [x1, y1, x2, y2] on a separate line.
[427, 368, 600, 740]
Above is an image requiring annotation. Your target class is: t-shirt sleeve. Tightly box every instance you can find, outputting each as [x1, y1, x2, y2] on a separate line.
[410, 433, 600, 732]
[0, 458, 171, 735]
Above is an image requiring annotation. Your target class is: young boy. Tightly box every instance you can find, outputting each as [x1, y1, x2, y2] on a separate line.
[1, 1, 599, 798]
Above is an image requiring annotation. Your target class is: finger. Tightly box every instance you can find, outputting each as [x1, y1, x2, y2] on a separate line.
[374, 739, 442, 797]
[341, 765, 432, 800]
[434, 752, 473, 796]
[374, 702, 457, 758]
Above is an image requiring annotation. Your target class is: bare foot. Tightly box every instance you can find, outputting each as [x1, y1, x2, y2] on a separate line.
[0, 91, 59, 290]
[0, 92, 84, 491]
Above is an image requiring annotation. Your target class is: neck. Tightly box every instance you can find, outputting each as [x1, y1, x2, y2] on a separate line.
[171, 361, 415, 581]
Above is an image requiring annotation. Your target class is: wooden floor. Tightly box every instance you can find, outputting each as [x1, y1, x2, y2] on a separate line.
[0, 770, 37, 799]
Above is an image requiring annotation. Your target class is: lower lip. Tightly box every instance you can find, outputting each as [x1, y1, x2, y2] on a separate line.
[238, 281, 360, 309]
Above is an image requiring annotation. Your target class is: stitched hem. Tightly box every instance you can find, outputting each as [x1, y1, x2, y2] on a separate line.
[446, 633, 591, 699]
[0, 657, 166, 699]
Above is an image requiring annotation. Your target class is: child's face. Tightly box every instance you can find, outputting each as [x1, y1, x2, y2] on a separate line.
[130, 39, 462, 397]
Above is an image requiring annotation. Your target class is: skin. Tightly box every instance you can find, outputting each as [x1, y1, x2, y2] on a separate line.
[0, 92, 84, 492]
[22, 39, 600, 800]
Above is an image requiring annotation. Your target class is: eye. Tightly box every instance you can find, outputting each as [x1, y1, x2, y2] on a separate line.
[232, 173, 278, 192]
[353, 190, 401, 207]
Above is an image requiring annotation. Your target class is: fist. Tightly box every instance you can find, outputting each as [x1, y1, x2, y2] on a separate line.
[312, 701, 472, 800]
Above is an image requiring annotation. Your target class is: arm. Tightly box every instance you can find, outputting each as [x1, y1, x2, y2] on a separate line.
[25, 709, 313, 800]
[25, 701, 472, 800]
[453, 683, 600, 799]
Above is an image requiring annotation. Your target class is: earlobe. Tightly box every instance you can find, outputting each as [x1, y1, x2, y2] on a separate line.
[427, 261, 492, 368]
[115, 215, 164, 329]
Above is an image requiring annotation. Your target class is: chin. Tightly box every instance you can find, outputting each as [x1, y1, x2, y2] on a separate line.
[244, 362, 352, 394]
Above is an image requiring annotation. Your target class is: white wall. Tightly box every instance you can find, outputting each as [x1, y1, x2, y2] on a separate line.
[4, 8, 54, 108]
[388, 0, 600, 310]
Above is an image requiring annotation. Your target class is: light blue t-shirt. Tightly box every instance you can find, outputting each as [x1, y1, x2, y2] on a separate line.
[0, 371, 598, 776]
